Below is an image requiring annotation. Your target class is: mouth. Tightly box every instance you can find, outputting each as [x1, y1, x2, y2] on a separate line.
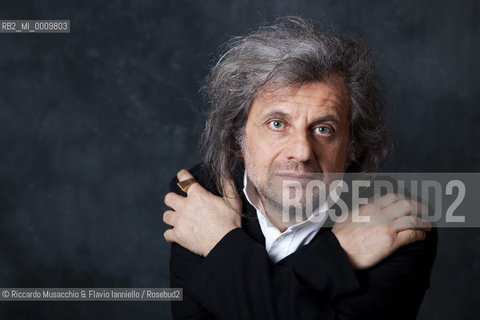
[276, 172, 317, 182]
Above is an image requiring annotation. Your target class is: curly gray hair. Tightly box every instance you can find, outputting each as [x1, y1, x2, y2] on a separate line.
[200, 16, 389, 196]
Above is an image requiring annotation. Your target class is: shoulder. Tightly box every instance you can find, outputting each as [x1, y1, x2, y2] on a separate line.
[168, 163, 220, 196]
[361, 226, 438, 290]
[391, 226, 437, 272]
[168, 162, 245, 197]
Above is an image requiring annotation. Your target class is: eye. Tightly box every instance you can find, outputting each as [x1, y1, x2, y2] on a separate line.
[268, 120, 285, 130]
[314, 126, 333, 136]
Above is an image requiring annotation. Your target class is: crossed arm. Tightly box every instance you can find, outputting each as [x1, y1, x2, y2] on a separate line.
[164, 166, 437, 319]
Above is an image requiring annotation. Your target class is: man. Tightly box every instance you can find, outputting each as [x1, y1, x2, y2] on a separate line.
[163, 16, 436, 319]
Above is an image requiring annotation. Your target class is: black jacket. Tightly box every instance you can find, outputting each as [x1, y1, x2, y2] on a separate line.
[169, 163, 437, 320]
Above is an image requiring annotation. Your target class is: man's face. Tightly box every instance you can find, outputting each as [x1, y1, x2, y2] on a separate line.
[243, 75, 350, 216]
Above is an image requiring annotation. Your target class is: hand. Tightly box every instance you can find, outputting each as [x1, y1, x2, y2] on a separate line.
[332, 193, 431, 270]
[163, 169, 242, 257]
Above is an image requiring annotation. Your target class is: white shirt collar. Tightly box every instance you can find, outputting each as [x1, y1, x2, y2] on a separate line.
[242, 170, 337, 262]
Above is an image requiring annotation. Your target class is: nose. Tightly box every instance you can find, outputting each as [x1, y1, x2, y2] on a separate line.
[284, 130, 316, 163]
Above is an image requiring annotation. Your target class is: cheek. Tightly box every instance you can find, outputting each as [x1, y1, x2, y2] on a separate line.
[246, 139, 274, 169]
[316, 137, 349, 170]
[244, 134, 284, 180]
[246, 125, 281, 161]
[332, 139, 349, 169]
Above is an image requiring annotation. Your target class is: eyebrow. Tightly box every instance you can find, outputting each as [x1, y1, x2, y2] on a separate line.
[260, 110, 341, 126]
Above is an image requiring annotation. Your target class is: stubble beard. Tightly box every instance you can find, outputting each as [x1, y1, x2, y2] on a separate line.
[243, 149, 324, 223]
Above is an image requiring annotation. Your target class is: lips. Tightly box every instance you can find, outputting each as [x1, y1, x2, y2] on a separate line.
[276, 173, 317, 182]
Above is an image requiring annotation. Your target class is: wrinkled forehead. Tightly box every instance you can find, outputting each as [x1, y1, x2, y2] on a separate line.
[250, 75, 350, 119]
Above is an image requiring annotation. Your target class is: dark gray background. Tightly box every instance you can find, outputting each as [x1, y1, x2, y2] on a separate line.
[0, 0, 478, 319]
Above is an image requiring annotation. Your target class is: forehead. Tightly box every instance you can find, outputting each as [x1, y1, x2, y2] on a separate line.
[250, 75, 350, 120]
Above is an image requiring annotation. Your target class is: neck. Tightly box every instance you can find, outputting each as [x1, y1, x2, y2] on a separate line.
[261, 198, 306, 233]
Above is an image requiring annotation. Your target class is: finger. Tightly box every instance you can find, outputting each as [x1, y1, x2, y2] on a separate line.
[164, 192, 184, 209]
[394, 229, 426, 249]
[372, 193, 400, 209]
[162, 210, 177, 227]
[409, 200, 430, 216]
[384, 200, 429, 219]
[164, 229, 176, 243]
[177, 169, 203, 194]
[177, 169, 196, 184]
[391, 215, 432, 232]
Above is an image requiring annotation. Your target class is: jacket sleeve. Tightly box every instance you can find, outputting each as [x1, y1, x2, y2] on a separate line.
[168, 167, 215, 320]
[168, 166, 353, 320]
[284, 227, 438, 320]
[168, 166, 437, 320]
[183, 227, 358, 320]
[179, 227, 436, 320]
[170, 242, 215, 320]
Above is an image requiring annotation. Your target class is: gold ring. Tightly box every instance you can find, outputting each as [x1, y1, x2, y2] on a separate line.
[177, 178, 197, 193]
